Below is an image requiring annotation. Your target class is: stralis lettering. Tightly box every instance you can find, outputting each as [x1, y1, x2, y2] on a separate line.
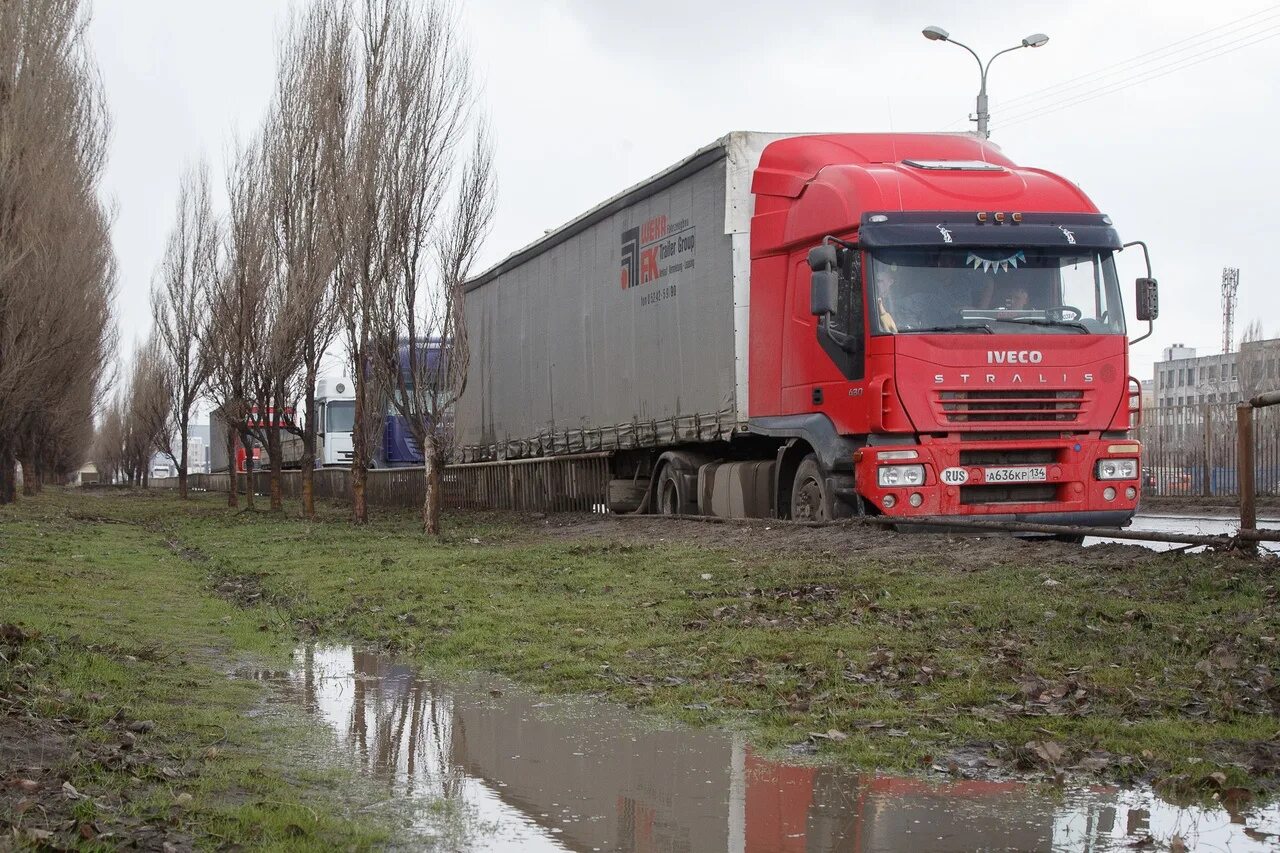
[934, 371, 1095, 385]
[988, 350, 1043, 364]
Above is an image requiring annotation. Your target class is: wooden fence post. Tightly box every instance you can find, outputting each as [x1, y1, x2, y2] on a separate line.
[1238, 403, 1256, 551]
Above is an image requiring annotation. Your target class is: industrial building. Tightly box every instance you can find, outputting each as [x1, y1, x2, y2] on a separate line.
[1153, 338, 1280, 408]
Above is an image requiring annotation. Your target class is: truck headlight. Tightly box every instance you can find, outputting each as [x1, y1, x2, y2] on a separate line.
[878, 464, 925, 487]
[1096, 458, 1138, 480]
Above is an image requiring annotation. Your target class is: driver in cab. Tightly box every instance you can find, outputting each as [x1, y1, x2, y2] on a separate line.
[981, 280, 1033, 311]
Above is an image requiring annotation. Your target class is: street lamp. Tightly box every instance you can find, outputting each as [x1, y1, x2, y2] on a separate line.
[922, 26, 1049, 138]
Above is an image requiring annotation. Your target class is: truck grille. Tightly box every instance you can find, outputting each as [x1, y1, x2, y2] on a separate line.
[960, 484, 1058, 505]
[936, 390, 1086, 424]
[959, 448, 1057, 466]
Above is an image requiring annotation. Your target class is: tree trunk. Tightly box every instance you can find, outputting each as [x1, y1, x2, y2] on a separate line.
[178, 413, 189, 499]
[352, 453, 367, 523]
[422, 435, 441, 535]
[351, 355, 368, 524]
[20, 455, 37, 497]
[242, 431, 256, 510]
[226, 426, 238, 508]
[301, 362, 317, 520]
[268, 424, 283, 512]
[0, 443, 15, 505]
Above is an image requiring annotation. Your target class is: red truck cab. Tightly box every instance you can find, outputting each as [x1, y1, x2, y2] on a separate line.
[746, 133, 1155, 526]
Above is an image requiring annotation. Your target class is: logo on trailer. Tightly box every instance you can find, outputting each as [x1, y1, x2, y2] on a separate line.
[936, 224, 953, 243]
[620, 226, 639, 289]
[1059, 226, 1076, 245]
[618, 213, 697, 303]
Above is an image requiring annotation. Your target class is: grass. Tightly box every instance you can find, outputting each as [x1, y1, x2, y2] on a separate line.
[4, 487, 1279, 828]
[0, 491, 392, 850]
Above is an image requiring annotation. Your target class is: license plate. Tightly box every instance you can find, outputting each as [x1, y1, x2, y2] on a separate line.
[982, 465, 1048, 483]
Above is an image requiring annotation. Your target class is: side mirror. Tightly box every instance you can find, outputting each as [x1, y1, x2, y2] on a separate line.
[1135, 277, 1159, 321]
[808, 244, 837, 271]
[811, 269, 838, 316]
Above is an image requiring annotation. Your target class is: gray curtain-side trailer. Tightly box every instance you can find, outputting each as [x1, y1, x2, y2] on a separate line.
[458, 133, 794, 515]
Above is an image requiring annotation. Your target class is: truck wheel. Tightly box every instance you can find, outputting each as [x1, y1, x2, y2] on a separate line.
[655, 465, 686, 516]
[791, 455, 829, 522]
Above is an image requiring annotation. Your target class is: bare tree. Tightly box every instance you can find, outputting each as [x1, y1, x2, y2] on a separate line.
[263, 0, 351, 518]
[207, 140, 272, 509]
[335, 0, 490, 525]
[243, 265, 303, 512]
[151, 163, 220, 498]
[92, 399, 125, 484]
[382, 127, 494, 533]
[0, 0, 115, 503]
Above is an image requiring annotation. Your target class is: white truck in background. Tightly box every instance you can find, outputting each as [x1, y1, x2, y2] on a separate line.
[210, 376, 356, 472]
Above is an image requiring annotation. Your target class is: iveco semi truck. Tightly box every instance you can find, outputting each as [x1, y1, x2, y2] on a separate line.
[457, 133, 1158, 524]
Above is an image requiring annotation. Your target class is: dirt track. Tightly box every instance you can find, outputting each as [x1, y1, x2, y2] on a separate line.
[543, 513, 1191, 574]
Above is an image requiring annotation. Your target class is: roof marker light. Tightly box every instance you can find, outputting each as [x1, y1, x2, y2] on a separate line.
[1012, 212, 1023, 222]
[976, 212, 988, 222]
[994, 212, 1006, 223]
[869, 214, 889, 223]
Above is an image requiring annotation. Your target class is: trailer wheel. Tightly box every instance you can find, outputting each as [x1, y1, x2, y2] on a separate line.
[655, 465, 686, 516]
[790, 455, 829, 522]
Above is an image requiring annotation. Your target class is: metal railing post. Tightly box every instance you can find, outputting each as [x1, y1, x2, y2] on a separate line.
[1202, 402, 1212, 497]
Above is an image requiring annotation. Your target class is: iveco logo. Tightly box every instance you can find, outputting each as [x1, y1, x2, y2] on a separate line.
[988, 350, 1044, 364]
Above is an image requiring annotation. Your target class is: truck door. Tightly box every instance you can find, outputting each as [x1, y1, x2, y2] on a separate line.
[807, 246, 865, 382]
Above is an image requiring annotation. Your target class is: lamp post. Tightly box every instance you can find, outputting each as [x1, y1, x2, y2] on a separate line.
[922, 26, 1049, 138]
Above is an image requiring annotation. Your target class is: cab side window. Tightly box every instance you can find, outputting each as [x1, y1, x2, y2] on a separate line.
[827, 251, 863, 338]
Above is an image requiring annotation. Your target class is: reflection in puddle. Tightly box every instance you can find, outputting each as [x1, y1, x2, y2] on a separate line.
[248, 646, 1280, 851]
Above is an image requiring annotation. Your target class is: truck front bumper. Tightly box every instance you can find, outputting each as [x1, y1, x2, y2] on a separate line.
[852, 436, 1141, 524]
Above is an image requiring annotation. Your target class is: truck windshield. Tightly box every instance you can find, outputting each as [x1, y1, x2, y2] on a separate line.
[869, 248, 1126, 336]
[326, 400, 355, 433]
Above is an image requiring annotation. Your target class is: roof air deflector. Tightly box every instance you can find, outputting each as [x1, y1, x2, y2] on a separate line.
[903, 159, 1004, 172]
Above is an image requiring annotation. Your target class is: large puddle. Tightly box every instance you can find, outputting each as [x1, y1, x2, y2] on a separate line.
[249, 646, 1280, 851]
[1085, 513, 1280, 554]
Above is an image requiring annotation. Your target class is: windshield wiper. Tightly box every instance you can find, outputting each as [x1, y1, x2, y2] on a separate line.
[901, 323, 994, 334]
[1000, 317, 1090, 334]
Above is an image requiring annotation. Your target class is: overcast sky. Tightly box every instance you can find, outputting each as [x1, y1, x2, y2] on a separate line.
[89, 0, 1280, 384]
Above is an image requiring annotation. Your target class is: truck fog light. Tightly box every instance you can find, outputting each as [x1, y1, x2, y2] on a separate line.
[1103, 486, 1116, 501]
[909, 492, 923, 507]
[878, 464, 925, 488]
[882, 494, 897, 509]
[1125, 486, 1137, 500]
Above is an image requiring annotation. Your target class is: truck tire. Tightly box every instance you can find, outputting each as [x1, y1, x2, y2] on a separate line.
[790, 455, 829, 522]
[655, 464, 688, 516]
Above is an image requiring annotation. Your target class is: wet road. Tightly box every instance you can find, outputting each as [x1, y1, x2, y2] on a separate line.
[247, 646, 1280, 852]
[1085, 513, 1280, 553]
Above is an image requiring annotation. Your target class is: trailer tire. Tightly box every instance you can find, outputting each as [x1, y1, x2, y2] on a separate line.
[655, 465, 688, 516]
[790, 455, 830, 522]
